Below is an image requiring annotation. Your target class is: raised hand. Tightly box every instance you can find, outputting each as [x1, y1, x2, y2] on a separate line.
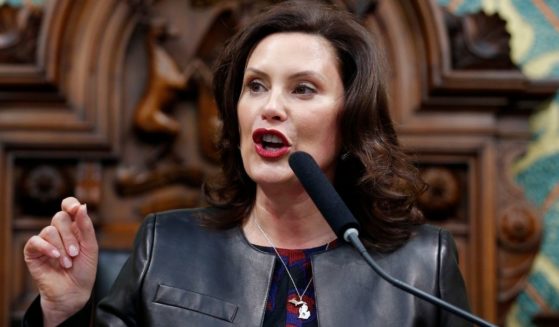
[24, 197, 98, 326]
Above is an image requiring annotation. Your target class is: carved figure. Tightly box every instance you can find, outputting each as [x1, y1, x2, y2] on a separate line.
[134, 22, 186, 135]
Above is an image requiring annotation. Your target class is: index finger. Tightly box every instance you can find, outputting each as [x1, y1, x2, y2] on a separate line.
[61, 197, 81, 216]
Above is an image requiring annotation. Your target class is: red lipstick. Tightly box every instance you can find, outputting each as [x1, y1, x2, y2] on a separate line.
[252, 128, 291, 159]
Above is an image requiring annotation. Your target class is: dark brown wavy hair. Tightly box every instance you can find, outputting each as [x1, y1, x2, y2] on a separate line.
[203, 0, 426, 252]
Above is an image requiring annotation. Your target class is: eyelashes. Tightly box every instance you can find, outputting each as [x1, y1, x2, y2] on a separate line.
[244, 79, 317, 97]
[293, 83, 316, 95]
[248, 80, 266, 93]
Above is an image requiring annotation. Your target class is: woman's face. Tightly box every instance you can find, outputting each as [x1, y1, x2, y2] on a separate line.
[238, 32, 345, 187]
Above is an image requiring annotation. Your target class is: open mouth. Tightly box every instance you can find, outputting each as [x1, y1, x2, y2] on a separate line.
[252, 128, 291, 158]
[261, 133, 286, 150]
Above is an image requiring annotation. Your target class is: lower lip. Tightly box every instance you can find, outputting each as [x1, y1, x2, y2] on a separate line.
[254, 143, 290, 159]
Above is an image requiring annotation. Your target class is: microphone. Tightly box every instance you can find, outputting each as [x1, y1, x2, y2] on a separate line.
[287, 151, 360, 242]
[288, 151, 496, 327]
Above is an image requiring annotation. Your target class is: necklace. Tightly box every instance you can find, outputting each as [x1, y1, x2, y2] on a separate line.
[254, 217, 330, 320]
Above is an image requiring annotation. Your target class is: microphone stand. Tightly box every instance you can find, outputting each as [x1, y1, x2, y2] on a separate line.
[343, 229, 497, 327]
[289, 151, 498, 327]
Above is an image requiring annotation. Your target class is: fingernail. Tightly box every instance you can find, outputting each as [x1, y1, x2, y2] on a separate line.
[68, 245, 79, 257]
[62, 257, 72, 268]
[82, 204, 88, 215]
[52, 249, 61, 258]
[69, 204, 80, 214]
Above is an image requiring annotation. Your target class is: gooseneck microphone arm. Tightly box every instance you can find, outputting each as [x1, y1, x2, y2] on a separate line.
[345, 231, 495, 327]
[288, 151, 497, 327]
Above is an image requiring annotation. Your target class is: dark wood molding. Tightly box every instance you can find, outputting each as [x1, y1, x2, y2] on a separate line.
[1, 0, 558, 325]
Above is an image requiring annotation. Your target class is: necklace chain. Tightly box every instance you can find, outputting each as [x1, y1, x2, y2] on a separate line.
[253, 216, 330, 302]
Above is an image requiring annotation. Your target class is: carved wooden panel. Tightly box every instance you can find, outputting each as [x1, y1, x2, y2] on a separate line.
[442, 8, 516, 71]
[372, 0, 557, 324]
[1, 0, 557, 325]
[0, 3, 43, 64]
[495, 141, 542, 319]
[1, 0, 135, 323]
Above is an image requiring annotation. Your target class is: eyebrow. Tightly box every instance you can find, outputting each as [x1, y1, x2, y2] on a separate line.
[244, 67, 326, 83]
[244, 68, 268, 78]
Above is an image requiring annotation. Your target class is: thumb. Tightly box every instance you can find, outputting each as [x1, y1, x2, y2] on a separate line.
[75, 204, 97, 249]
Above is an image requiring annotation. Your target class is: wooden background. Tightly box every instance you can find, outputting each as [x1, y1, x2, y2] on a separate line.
[1, 0, 558, 325]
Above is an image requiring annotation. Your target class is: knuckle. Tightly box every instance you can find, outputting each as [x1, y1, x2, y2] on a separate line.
[51, 211, 69, 225]
[25, 235, 45, 253]
[24, 236, 37, 249]
[41, 225, 58, 239]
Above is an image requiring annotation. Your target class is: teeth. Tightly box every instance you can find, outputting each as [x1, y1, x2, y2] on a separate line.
[262, 134, 283, 144]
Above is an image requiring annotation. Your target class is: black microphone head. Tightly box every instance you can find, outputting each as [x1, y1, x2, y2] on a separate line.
[289, 151, 360, 240]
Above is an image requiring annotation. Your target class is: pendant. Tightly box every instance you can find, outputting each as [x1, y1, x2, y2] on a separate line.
[289, 299, 311, 319]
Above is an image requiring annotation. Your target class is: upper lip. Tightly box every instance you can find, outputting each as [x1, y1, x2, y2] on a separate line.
[252, 128, 291, 146]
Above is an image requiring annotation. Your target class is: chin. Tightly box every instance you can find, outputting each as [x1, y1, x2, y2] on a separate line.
[251, 173, 293, 186]
[246, 166, 295, 186]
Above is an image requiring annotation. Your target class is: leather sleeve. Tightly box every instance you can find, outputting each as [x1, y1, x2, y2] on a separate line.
[95, 214, 156, 326]
[21, 295, 94, 327]
[438, 229, 473, 327]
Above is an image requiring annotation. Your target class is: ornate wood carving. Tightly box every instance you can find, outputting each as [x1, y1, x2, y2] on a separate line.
[16, 160, 74, 217]
[375, 0, 559, 324]
[382, 0, 559, 119]
[1, 0, 138, 323]
[115, 160, 204, 196]
[496, 141, 542, 318]
[0, 3, 43, 63]
[498, 205, 541, 251]
[75, 161, 102, 208]
[112, 1, 240, 213]
[134, 20, 186, 135]
[418, 166, 461, 220]
[443, 9, 516, 70]
[189, 60, 221, 162]
[2, 0, 558, 325]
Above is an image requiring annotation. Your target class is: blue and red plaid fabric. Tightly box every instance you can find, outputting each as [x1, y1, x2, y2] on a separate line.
[258, 242, 337, 327]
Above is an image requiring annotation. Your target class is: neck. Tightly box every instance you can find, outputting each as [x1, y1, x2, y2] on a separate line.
[243, 183, 337, 249]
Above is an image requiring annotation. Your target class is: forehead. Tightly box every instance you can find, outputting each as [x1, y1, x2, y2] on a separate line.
[246, 32, 340, 70]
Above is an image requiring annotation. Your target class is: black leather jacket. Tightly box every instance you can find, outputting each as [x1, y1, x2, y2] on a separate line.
[24, 208, 471, 326]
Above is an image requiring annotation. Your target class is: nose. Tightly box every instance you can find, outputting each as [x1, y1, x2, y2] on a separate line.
[261, 90, 287, 122]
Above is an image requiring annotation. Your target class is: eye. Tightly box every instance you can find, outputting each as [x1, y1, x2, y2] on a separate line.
[293, 83, 316, 95]
[247, 80, 267, 93]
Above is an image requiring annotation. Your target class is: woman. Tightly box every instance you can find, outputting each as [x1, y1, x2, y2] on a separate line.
[23, 1, 471, 326]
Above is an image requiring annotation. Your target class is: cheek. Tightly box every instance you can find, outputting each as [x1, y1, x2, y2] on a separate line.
[303, 107, 342, 142]
[237, 102, 251, 140]
[295, 115, 341, 163]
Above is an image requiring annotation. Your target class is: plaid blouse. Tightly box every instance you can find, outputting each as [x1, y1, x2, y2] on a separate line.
[258, 241, 337, 327]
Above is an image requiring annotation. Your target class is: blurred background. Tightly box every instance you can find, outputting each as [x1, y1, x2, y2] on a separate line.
[0, 0, 558, 326]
